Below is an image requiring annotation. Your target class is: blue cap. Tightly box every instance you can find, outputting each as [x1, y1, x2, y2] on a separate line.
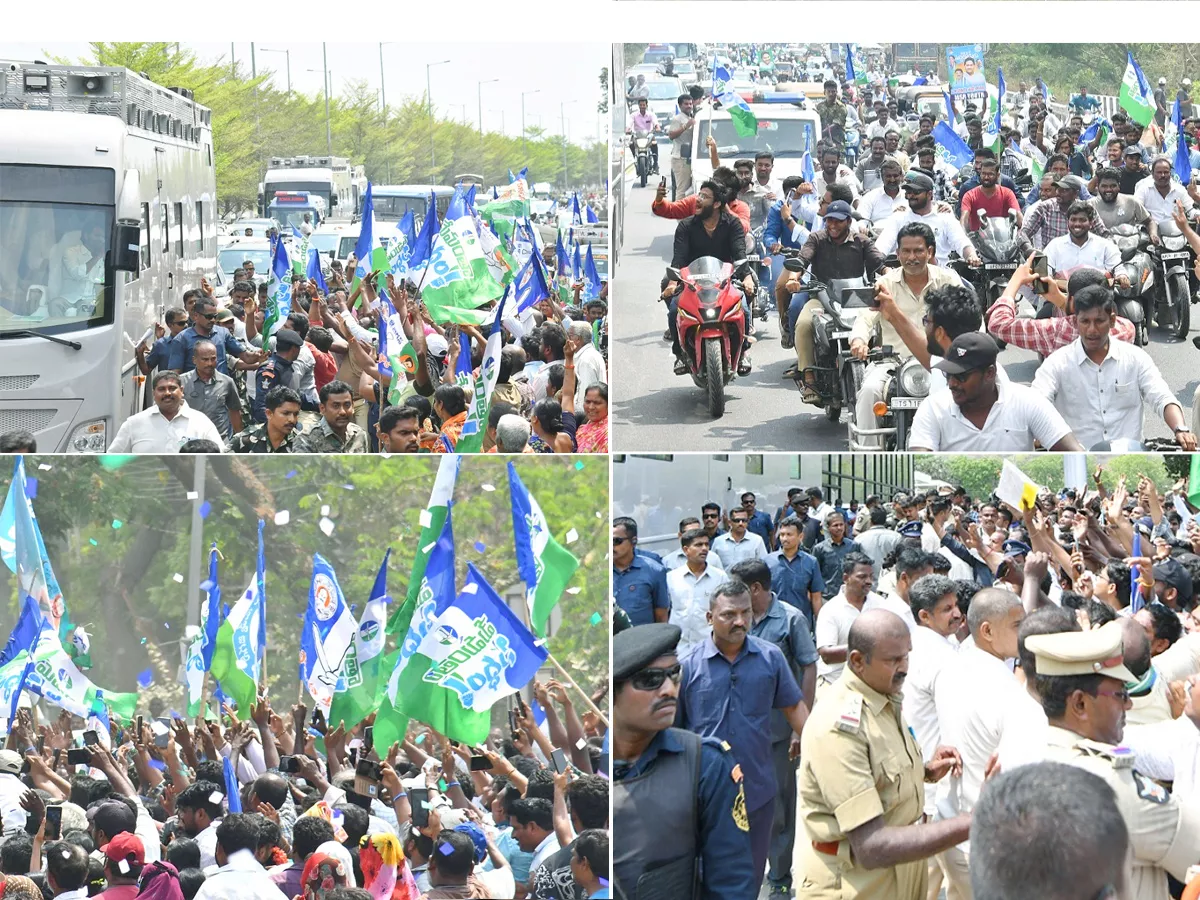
[1003, 539, 1032, 557]
[898, 521, 923, 537]
[824, 200, 853, 221]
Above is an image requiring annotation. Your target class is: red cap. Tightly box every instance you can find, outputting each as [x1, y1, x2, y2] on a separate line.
[101, 832, 146, 868]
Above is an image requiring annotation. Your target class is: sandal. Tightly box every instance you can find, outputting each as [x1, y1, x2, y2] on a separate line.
[782, 364, 799, 379]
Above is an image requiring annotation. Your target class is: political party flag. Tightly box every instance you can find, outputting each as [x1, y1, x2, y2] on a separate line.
[306, 248, 328, 295]
[1008, 139, 1043, 180]
[263, 238, 292, 337]
[570, 193, 583, 226]
[572, 242, 583, 282]
[844, 45, 860, 85]
[292, 230, 311, 277]
[584, 244, 603, 300]
[1, 459, 52, 629]
[399, 210, 417, 250]
[481, 179, 532, 225]
[555, 235, 570, 275]
[223, 756, 242, 813]
[716, 90, 758, 138]
[412, 563, 547, 717]
[513, 252, 551, 315]
[185, 544, 222, 717]
[447, 184, 471, 222]
[353, 183, 390, 294]
[712, 62, 733, 97]
[407, 193, 440, 273]
[209, 520, 266, 713]
[24, 613, 132, 722]
[1120, 52, 1156, 127]
[1130, 529, 1146, 614]
[328, 550, 391, 733]
[477, 215, 517, 287]
[454, 330, 473, 391]
[508, 169, 516, 183]
[1188, 454, 1200, 509]
[943, 90, 956, 124]
[0, 595, 42, 668]
[991, 68, 1005, 135]
[300, 554, 358, 714]
[456, 291, 509, 454]
[291, 224, 302, 240]
[996, 460, 1040, 512]
[931, 121, 974, 171]
[407, 216, 504, 325]
[508, 462, 579, 637]
[586, 205, 598, 224]
[0, 651, 33, 729]
[1174, 98, 1194, 185]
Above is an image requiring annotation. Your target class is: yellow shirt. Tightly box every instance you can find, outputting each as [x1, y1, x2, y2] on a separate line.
[850, 264, 960, 358]
[794, 668, 927, 899]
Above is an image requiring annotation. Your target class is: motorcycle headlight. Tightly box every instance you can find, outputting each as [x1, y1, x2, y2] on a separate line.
[1164, 235, 1188, 251]
[897, 357, 931, 398]
[67, 417, 107, 453]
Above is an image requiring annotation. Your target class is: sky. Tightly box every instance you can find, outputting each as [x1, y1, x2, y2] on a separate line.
[0, 42, 609, 146]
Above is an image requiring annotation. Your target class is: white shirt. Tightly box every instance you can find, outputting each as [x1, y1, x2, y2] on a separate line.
[1044, 231, 1121, 277]
[904, 627, 961, 813]
[812, 165, 861, 201]
[572, 342, 607, 409]
[1134, 176, 1195, 224]
[874, 209, 973, 267]
[666, 563, 727, 650]
[1154, 632, 1200, 683]
[995, 685, 1049, 772]
[875, 592, 918, 633]
[661, 548, 687, 571]
[529, 831, 562, 874]
[710, 531, 768, 570]
[938, 545, 976, 582]
[815, 591, 889, 680]
[858, 186, 904, 223]
[197, 818, 222, 870]
[909, 379, 1074, 452]
[0, 773, 27, 835]
[1032, 337, 1178, 448]
[935, 645, 1023, 819]
[1122, 716, 1200, 801]
[107, 402, 226, 453]
[195, 849, 289, 900]
[866, 119, 898, 142]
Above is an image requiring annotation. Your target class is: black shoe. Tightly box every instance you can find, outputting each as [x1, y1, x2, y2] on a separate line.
[663, 329, 672, 342]
[737, 354, 752, 377]
[674, 356, 689, 376]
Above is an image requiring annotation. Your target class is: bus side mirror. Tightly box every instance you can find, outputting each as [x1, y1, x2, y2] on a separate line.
[112, 222, 140, 273]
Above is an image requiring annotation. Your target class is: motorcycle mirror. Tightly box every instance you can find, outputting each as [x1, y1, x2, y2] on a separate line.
[665, 266, 682, 282]
[977, 210, 989, 225]
[783, 259, 805, 273]
[1008, 208, 1019, 221]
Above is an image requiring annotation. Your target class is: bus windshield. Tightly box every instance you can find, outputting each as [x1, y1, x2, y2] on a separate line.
[0, 165, 115, 335]
[272, 208, 319, 231]
[265, 180, 332, 210]
[309, 232, 340, 254]
[698, 117, 816, 158]
[374, 195, 429, 221]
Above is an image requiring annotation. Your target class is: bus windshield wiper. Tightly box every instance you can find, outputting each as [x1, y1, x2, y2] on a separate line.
[6, 330, 83, 350]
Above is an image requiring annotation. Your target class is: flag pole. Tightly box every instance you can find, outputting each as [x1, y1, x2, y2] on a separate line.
[544, 651, 608, 728]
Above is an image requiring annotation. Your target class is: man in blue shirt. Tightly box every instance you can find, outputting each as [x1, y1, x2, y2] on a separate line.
[676, 581, 809, 897]
[812, 510, 864, 593]
[739, 491, 775, 549]
[729, 559, 817, 899]
[135, 307, 189, 376]
[613, 517, 670, 626]
[767, 515, 826, 628]
[168, 296, 263, 376]
[613, 623, 756, 900]
[700, 502, 726, 541]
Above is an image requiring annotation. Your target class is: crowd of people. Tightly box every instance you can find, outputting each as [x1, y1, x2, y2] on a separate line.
[0, 258, 608, 456]
[0, 680, 610, 900]
[642, 43, 1200, 450]
[614, 467, 1200, 898]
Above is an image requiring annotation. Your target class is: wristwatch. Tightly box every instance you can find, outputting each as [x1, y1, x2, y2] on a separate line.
[1175, 426, 1192, 435]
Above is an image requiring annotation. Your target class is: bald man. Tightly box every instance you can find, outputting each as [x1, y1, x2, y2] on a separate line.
[794, 610, 970, 900]
[930, 587, 1024, 897]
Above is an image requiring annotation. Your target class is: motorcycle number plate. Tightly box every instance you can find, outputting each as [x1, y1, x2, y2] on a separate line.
[1161, 251, 1191, 261]
[890, 397, 922, 410]
[830, 331, 853, 339]
[983, 263, 1018, 271]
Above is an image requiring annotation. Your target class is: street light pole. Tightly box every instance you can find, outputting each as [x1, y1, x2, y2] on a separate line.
[260, 48, 291, 94]
[561, 100, 577, 190]
[379, 43, 391, 115]
[478, 78, 499, 183]
[322, 43, 331, 156]
[427, 59, 451, 179]
[521, 89, 541, 161]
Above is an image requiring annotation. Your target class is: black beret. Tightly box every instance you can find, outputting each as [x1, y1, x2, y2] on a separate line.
[614, 623, 681, 682]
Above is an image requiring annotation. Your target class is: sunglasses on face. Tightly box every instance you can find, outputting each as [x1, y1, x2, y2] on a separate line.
[613, 536, 629, 546]
[702, 513, 719, 519]
[200, 313, 217, 320]
[629, 664, 682, 692]
[1095, 688, 1130, 704]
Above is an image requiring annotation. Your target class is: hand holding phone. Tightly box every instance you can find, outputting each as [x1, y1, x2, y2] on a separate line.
[1030, 251, 1049, 294]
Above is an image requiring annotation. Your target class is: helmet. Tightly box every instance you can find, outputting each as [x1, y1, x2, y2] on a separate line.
[1160, 77, 1168, 85]
[1184, 78, 1194, 88]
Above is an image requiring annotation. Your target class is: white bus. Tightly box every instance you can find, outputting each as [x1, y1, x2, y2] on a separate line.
[0, 59, 218, 451]
[260, 156, 365, 223]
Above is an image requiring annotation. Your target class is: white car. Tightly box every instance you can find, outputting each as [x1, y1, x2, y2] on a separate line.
[672, 60, 698, 88]
[229, 218, 278, 239]
[218, 238, 273, 283]
[642, 77, 685, 133]
[687, 102, 823, 198]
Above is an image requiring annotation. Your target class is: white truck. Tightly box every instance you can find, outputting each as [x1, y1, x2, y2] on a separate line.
[260, 155, 366, 223]
[0, 59, 217, 450]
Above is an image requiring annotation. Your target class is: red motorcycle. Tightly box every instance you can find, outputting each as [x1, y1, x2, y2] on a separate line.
[667, 255, 749, 417]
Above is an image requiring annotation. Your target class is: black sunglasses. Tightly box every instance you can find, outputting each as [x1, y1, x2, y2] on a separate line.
[612, 536, 629, 546]
[199, 312, 218, 320]
[629, 664, 682, 692]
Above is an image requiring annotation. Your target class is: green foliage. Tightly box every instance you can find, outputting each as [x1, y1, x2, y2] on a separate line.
[66, 43, 606, 215]
[987, 44, 1200, 105]
[0, 456, 609, 711]
[914, 454, 1172, 500]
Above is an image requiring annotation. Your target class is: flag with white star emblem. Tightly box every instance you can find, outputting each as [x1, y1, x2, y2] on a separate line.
[507, 462, 580, 637]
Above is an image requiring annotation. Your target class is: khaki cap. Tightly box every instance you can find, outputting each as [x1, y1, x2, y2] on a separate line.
[1025, 620, 1136, 682]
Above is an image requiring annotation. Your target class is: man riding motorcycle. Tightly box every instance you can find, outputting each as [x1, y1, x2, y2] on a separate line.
[849, 221, 961, 448]
[874, 171, 982, 268]
[662, 180, 755, 376]
[1091, 167, 1156, 238]
[783, 199, 887, 402]
[858, 158, 906, 225]
[630, 98, 660, 174]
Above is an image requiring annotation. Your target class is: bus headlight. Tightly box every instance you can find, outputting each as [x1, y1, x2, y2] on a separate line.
[67, 418, 107, 453]
[897, 358, 931, 398]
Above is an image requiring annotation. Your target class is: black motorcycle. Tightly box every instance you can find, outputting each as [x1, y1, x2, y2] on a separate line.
[1110, 223, 1153, 346]
[1150, 218, 1197, 340]
[962, 209, 1024, 316]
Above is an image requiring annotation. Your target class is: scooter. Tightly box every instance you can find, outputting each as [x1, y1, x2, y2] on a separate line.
[632, 130, 658, 188]
[666, 256, 751, 418]
[1149, 218, 1197, 340]
[783, 256, 875, 424]
[1110, 223, 1153, 346]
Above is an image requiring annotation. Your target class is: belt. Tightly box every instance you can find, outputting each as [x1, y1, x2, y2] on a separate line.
[813, 840, 840, 856]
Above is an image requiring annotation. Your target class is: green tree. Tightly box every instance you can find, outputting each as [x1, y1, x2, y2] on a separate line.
[987, 44, 1200, 106]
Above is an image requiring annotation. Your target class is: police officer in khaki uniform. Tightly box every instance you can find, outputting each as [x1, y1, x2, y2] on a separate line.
[794, 609, 974, 899]
[1026, 620, 1200, 900]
